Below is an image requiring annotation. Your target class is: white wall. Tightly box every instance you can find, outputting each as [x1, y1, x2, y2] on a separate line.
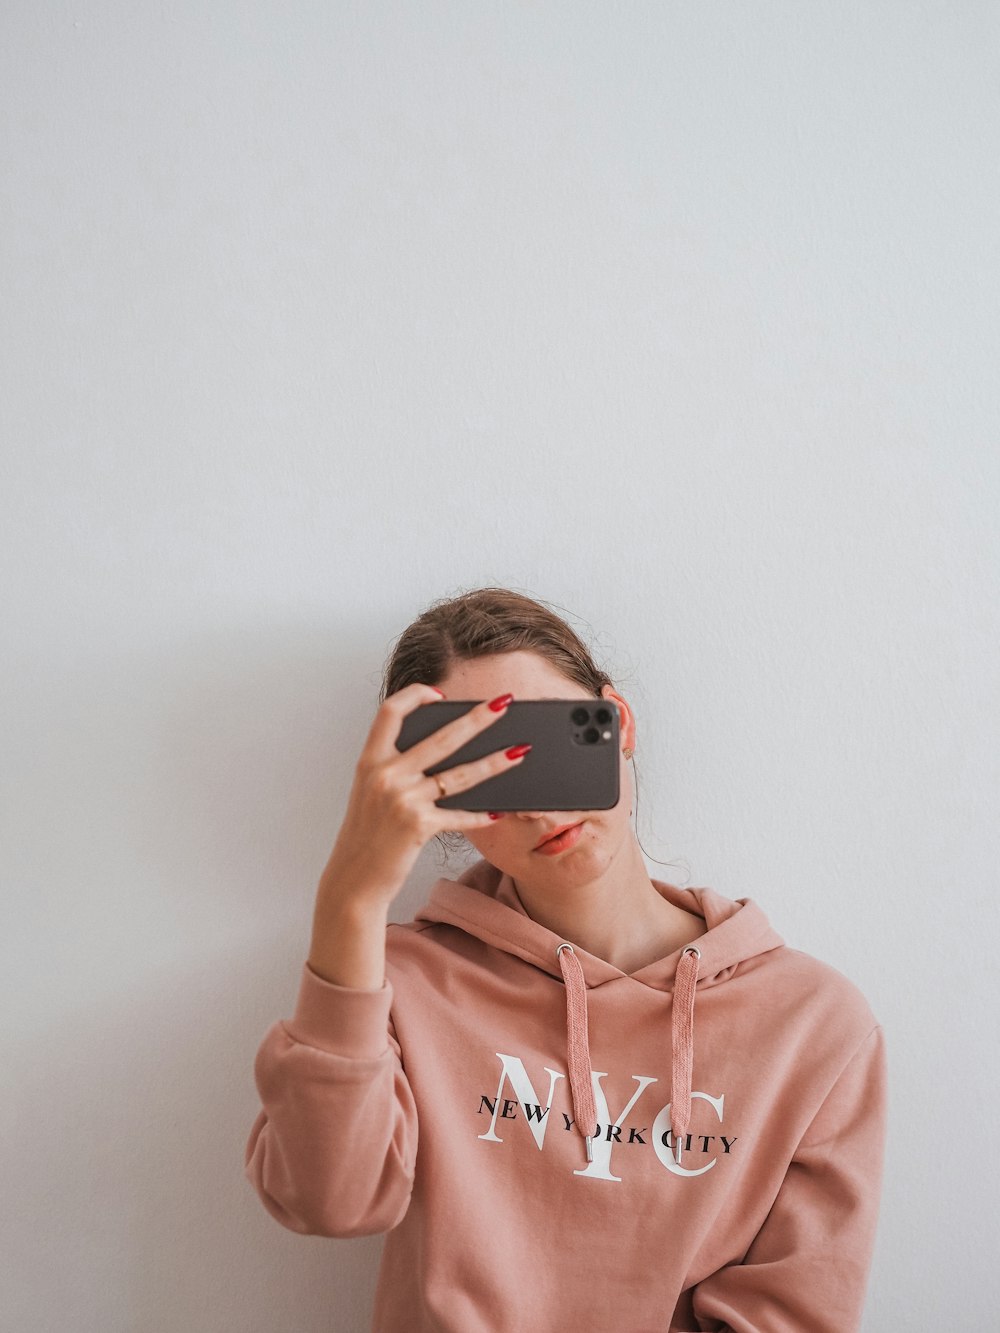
[2, 3, 997, 1330]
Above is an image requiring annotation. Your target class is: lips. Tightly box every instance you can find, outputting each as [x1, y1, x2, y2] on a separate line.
[534, 822, 581, 851]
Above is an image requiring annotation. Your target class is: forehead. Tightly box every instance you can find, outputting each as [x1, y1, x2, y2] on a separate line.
[436, 649, 589, 700]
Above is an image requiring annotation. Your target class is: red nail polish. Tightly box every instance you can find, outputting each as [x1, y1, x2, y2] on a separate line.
[505, 743, 532, 760]
[488, 811, 504, 820]
[430, 686, 446, 697]
[488, 693, 514, 712]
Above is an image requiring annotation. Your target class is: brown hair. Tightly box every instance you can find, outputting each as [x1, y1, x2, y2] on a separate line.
[378, 585, 643, 863]
[379, 585, 616, 705]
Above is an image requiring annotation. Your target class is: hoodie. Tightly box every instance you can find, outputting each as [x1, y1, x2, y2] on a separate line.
[244, 859, 887, 1332]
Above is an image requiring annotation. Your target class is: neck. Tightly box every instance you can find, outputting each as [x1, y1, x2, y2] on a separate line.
[511, 830, 705, 973]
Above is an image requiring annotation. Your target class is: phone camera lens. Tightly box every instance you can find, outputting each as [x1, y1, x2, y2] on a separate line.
[595, 706, 612, 725]
[584, 726, 599, 744]
[571, 706, 590, 726]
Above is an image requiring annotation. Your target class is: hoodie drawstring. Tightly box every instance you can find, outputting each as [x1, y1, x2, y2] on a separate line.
[556, 943, 598, 1161]
[670, 946, 701, 1165]
[556, 941, 702, 1166]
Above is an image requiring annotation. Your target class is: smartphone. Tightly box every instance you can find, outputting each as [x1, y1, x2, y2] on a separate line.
[394, 699, 620, 812]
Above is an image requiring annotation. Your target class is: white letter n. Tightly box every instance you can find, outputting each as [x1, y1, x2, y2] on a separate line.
[478, 1053, 565, 1150]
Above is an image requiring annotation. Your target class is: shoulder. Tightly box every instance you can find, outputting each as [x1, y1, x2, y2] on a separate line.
[386, 918, 453, 950]
[384, 917, 485, 971]
[754, 943, 881, 1055]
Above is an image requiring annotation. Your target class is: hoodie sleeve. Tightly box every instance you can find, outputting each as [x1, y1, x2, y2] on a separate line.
[243, 961, 418, 1238]
[676, 1023, 888, 1333]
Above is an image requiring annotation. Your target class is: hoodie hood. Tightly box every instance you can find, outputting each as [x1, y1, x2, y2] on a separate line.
[415, 858, 785, 1165]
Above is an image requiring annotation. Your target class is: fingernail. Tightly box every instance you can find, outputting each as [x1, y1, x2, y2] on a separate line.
[488, 692, 514, 711]
[430, 686, 446, 697]
[505, 743, 532, 760]
[488, 812, 504, 820]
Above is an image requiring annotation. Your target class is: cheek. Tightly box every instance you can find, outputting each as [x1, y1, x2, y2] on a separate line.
[463, 821, 527, 860]
[460, 825, 503, 854]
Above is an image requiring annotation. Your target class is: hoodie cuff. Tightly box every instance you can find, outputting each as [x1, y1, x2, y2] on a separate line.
[283, 960, 394, 1060]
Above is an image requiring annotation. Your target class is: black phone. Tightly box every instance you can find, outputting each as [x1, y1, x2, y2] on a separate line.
[394, 699, 620, 812]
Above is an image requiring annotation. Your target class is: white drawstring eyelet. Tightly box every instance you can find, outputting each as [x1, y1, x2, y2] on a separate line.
[682, 945, 702, 959]
[556, 942, 574, 957]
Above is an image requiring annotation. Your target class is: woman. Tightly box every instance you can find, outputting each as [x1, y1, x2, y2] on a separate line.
[244, 587, 887, 1332]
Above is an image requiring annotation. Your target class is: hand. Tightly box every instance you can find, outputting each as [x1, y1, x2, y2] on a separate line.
[318, 683, 524, 913]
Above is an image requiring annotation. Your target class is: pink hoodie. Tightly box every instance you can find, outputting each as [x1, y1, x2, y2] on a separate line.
[244, 859, 887, 1332]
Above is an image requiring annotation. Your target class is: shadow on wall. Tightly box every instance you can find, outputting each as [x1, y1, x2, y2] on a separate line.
[6, 623, 402, 1327]
[7, 934, 387, 1331]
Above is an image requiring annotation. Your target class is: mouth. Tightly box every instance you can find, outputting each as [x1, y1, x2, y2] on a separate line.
[533, 821, 583, 851]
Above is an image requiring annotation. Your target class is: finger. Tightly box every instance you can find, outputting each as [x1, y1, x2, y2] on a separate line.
[425, 740, 530, 807]
[439, 808, 509, 833]
[364, 683, 451, 762]
[393, 693, 513, 777]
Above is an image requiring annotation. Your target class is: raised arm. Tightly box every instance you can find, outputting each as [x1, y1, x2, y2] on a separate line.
[243, 682, 527, 1234]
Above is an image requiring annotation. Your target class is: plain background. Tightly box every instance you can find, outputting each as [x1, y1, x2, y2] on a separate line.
[2, 3, 997, 1330]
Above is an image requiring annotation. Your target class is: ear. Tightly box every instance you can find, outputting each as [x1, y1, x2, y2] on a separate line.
[599, 684, 635, 751]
